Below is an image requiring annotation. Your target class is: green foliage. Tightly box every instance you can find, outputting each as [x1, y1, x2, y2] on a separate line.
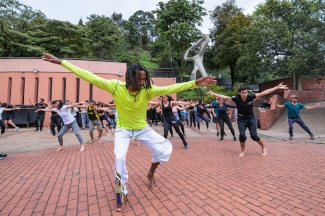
[153, 0, 207, 78]
[202, 84, 225, 103]
[85, 14, 123, 60]
[139, 51, 158, 68]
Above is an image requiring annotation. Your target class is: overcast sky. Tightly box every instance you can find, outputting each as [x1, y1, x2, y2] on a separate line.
[19, 0, 262, 33]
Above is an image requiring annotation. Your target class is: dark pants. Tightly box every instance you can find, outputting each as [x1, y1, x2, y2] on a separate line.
[0, 120, 5, 134]
[50, 115, 62, 135]
[189, 110, 196, 127]
[195, 114, 209, 130]
[237, 117, 260, 142]
[218, 115, 235, 138]
[34, 114, 45, 130]
[163, 116, 187, 147]
[288, 117, 312, 136]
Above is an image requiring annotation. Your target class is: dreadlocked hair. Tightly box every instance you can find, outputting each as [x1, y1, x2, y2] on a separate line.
[125, 63, 153, 89]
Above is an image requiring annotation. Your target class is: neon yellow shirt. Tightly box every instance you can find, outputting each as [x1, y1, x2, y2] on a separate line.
[61, 60, 198, 129]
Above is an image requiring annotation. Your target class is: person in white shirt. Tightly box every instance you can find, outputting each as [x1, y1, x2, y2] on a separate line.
[36, 100, 85, 152]
[0, 104, 20, 137]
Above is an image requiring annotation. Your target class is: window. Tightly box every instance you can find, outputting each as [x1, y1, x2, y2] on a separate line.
[76, 78, 80, 102]
[7, 77, 12, 104]
[35, 77, 39, 102]
[21, 77, 25, 104]
[62, 78, 66, 101]
[49, 78, 53, 102]
[89, 84, 93, 100]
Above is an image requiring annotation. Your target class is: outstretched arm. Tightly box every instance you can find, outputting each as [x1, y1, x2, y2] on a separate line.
[150, 76, 216, 98]
[28, 98, 35, 106]
[41, 53, 116, 94]
[255, 83, 288, 99]
[206, 90, 231, 100]
[305, 103, 320, 109]
[36, 108, 53, 112]
[65, 103, 80, 109]
[275, 103, 285, 108]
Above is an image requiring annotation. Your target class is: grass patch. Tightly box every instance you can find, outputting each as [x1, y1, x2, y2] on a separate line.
[139, 51, 158, 68]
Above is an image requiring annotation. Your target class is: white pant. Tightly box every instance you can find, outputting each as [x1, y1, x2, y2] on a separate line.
[114, 125, 172, 194]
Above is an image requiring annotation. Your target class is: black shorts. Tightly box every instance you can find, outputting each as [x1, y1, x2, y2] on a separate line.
[4, 115, 14, 121]
[212, 116, 218, 123]
[99, 115, 106, 121]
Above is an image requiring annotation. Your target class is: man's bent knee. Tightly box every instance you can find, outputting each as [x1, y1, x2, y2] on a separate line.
[251, 135, 260, 142]
[239, 134, 246, 142]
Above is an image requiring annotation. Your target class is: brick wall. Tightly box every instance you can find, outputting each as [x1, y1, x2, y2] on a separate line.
[259, 90, 325, 130]
[260, 77, 325, 92]
[283, 90, 325, 102]
[259, 95, 287, 130]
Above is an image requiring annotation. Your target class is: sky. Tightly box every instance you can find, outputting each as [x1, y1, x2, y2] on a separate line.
[19, 0, 262, 34]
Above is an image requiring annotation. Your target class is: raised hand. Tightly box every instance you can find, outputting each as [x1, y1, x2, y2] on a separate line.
[195, 75, 217, 86]
[278, 82, 288, 90]
[206, 90, 215, 96]
[41, 53, 62, 65]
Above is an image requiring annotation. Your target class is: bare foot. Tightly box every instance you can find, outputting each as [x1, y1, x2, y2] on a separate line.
[1, 134, 4, 138]
[147, 172, 158, 190]
[261, 148, 267, 156]
[97, 139, 101, 144]
[107, 133, 110, 137]
[207, 129, 210, 131]
[87, 140, 94, 144]
[56, 147, 63, 151]
[115, 194, 128, 212]
[79, 144, 85, 152]
[239, 152, 245, 157]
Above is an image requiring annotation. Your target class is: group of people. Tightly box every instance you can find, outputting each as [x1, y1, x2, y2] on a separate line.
[0, 52, 320, 212]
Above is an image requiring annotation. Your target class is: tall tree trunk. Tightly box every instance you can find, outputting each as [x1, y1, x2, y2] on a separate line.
[297, 77, 302, 90]
[230, 64, 235, 90]
[292, 71, 296, 90]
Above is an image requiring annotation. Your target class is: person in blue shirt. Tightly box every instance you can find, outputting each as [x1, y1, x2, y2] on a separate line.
[276, 94, 320, 140]
[210, 97, 221, 136]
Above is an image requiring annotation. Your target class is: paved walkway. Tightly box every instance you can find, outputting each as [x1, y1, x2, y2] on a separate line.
[1, 120, 325, 215]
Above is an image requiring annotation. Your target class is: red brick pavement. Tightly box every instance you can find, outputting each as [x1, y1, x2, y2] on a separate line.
[1, 138, 325, 215]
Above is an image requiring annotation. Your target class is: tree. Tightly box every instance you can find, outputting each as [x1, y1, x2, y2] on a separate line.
[84, 14, 123, 60]
[153, 0, 207, 79]
[240, 0, 325, 89]
[208, 0, 244, 86]
[0, 0, 46, 56]
[215, 13, 252, 87]
[129, 10, 157, 47]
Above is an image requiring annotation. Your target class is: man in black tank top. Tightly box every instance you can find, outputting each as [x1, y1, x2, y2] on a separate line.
[86, 100, 103, 143]
[208, 83, 288, 157]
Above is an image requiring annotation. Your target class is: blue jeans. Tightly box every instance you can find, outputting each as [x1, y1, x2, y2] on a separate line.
[81, 112, 89, 128]
[288, 117, 312, 135]
[237, 117, 260, 142]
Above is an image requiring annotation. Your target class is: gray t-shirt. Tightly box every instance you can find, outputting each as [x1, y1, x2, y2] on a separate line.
[53, 107, 75, 125]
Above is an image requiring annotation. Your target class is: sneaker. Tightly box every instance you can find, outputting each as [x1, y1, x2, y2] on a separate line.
[170, 135, 174, 139]
[183, 134, 186, 138]
[219, 138, 223, 142]
[40, 129, 42, 132]
[47, 130, 51, 132]
[289, 135, 293, 140]
[216, 132, 220, 136]
[233, 137, 237, 142]
[258, 108, 265, 110]
[184, 146, 188, 149]
[0, 153, 7, 158]
[310, 134, 315, 140]
[0, 156, 3, 160]
[14, 127, 19, 132]
[34, 129, 39, 132]
[5, 130, 7, 132]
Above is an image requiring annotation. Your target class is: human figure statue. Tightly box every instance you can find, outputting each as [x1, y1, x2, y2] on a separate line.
[184, 34, 210, 80]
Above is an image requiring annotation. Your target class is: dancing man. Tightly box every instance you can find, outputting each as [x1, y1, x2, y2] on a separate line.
[29, 98, 47, 132]
[41, 53, 215, 211]
[276, 94, 319, 140]
[208, 83, 288, 157]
